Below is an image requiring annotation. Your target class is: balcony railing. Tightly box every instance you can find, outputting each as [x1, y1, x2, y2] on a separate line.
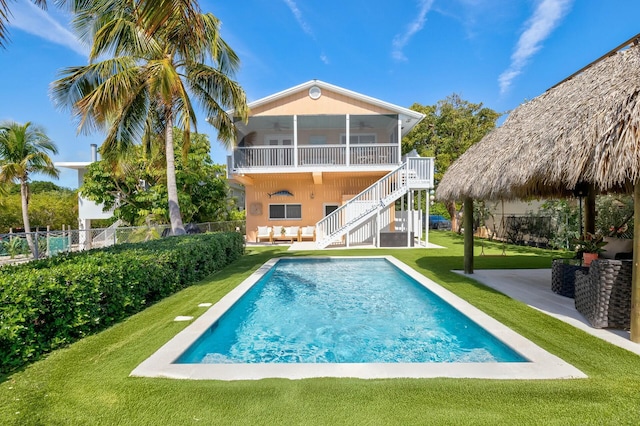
[232, 144, 399, 169]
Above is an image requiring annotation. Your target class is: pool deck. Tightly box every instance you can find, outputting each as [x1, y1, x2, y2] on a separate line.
[458, 269, 640, 356]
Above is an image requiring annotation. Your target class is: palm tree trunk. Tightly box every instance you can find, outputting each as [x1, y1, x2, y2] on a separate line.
[20, 180, 36, 256]
[164, 113, 186, 236]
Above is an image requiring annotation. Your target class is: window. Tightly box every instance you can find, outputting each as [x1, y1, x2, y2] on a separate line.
[269, 204, 302, 220]
[265, 134, 293, 145]
[324, 204, 339, 216]
[340, 133, 377, 144]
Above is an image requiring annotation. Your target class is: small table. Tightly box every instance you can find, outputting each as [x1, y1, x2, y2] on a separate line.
[551, 258, 588, 298]
[273, 235, 297, 243]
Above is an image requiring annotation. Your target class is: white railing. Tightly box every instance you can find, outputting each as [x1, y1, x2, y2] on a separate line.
[235, 146, 294, 168]
[316, 157, 433, 248]
[298, 145, 345, 166]
[350, 144, 398, 165]
[233, 144, 399, 169]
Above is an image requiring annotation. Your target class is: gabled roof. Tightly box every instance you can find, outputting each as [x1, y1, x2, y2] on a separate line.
[228, 80, 425, 134]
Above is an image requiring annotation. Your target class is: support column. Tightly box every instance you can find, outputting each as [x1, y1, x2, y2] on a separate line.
[397, 118, 402, 164]
[407, 191, 412, 247]
[425, 190, 430, 246]
[293, 115, 298, 167]
[376, 207, 380, 248]
[584, 184, 596, 235]
[630, 182, 640, 342]
[464, 197, 474, 274]
[345, 115, 350, 166]
[79, 218, 92, 251]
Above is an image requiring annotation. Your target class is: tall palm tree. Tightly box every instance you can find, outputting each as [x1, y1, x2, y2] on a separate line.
[1, 1, 201, 49]
[52, 1, 248, 235]
[0, 121, 59, 254]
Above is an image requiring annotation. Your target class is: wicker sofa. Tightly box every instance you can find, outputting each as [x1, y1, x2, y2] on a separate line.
[551, 258, 588, 298]
[574, 259, 633, 329]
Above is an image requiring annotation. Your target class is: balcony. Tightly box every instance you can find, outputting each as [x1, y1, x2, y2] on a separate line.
[232, 144, 399, 169]
[229, 114, 402, 173]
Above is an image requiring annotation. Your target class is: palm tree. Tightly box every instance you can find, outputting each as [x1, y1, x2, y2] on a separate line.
[1, 1, 201, 49]
[0, 121, 59, 255]
[52, 1, 248, 235]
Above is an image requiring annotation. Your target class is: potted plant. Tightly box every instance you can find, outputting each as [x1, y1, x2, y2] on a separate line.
[280, 227, 286, 237]
[572, 233, 606, 266]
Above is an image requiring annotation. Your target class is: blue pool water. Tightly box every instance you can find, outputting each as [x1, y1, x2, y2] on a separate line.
[176, 258, 527, 364]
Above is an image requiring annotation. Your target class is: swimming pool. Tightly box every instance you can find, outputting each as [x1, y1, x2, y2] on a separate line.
[176, 258, 525, 364]
[131, 256, 586, 380]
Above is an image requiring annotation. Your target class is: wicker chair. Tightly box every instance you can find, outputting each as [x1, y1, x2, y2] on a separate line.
[551, 258, 588, 298]
[574, 259, 633, 329]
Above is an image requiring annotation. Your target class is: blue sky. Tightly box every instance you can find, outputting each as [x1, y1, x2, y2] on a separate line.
[1, 0, 639, 189]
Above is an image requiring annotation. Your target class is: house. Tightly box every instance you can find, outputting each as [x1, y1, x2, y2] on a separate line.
[55, 144, 116, 249]
[225, 80, 435, 248]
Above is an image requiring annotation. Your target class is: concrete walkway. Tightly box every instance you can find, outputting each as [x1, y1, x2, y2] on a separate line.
[457, 269, 640, 356]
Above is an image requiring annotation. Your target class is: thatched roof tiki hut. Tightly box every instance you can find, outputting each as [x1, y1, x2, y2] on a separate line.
[437, 33, 640, 342]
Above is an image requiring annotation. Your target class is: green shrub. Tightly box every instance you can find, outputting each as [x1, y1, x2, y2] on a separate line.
[0, 232, 244, 374]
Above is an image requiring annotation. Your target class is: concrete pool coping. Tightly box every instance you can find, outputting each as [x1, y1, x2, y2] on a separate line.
[130, 256, 586, 381]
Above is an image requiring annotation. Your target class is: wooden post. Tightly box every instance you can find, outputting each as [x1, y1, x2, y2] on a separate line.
[584, 184, 596, 235]
[464, 197, 474, 274]
[630, 182, 640, 342]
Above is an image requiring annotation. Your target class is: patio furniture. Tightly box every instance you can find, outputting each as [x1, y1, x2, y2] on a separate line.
[256, 226, 273, 243]
[273, 226, 299, 243]
[551, 258, 588, 298]
[574, 259, 633, 329]
[299, 226, 316, 242]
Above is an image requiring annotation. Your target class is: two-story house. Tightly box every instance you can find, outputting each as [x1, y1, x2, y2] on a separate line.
[226, 80, 434, 248]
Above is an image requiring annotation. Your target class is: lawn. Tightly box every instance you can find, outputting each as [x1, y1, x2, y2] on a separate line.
[2, 232, 640, 425]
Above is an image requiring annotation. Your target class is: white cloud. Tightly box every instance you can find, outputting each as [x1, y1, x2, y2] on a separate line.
[320, 53, 329, 65]
[392, 0, 435, 61]
[498, 0, 573, 94]
[283, 0, 314, 38]
[8, 0, 88, 57]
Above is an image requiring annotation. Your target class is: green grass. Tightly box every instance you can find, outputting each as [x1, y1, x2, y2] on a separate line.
[2, 233, 640, 425]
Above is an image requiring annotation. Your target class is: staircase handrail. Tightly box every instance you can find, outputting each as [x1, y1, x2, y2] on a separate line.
[316, 157, 433, 248]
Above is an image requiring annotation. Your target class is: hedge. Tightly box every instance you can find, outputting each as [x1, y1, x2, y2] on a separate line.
[0, 232, 244, 374]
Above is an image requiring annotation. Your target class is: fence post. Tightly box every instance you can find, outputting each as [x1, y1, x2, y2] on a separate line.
[68, 225, 72, 252]
[33, 231, 39, 259]
[46, 225, 51, 257]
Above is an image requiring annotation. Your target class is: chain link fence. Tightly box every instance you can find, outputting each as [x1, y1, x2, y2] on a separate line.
[0, 220, 246, 266]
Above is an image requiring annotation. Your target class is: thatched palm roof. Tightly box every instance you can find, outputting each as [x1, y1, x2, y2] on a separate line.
[437, 35, 640, 201]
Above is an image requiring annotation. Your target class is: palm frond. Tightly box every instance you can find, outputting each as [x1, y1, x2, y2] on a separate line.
[185, 63, 247, 146]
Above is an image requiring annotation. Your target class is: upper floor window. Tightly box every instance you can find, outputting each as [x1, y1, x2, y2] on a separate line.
[265, 134, 293, 146]
[340, 133, 377, 144]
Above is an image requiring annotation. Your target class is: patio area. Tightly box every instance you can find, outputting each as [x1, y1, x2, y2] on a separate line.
[459, 268, 640, 356]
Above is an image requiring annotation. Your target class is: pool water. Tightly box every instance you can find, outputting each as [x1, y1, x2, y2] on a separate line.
[176, 258, 526, 364]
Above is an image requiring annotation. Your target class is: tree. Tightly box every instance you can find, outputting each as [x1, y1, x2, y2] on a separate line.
[0, 181, 77, 232]
[403, 94, 500, 230]
[0, 121, 59, 253]
[51, 1, 248, 236]
[80, 129, 235, 225]
[1, 1, 202, 48]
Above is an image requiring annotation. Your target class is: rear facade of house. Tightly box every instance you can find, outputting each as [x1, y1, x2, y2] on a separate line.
[226, 80, 434, 248]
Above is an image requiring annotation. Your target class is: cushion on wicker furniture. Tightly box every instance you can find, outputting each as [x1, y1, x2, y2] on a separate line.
[601, 237, 633, 259]
[574, 259, 632, 329]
